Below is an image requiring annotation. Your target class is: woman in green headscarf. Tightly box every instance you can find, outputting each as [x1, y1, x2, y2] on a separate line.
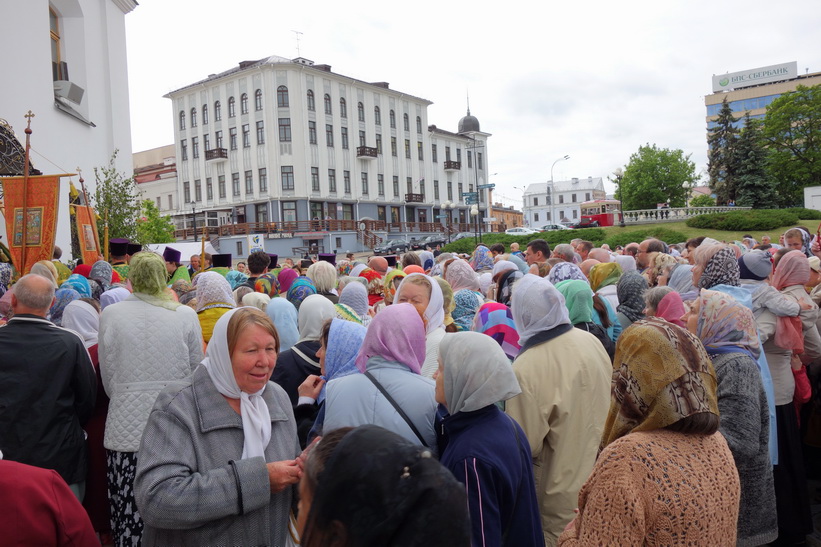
[555, 279, 615, 361]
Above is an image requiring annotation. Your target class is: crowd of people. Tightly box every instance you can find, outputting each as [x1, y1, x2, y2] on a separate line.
[1, 228, 820, 546]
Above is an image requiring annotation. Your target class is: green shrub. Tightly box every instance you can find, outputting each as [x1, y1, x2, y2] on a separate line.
[689, 194, 716, 207]
[686, 210, 799, 231]
[603, 228, 689, 248]
[784, 208, 821, 220]
[440, 228, 607, 254]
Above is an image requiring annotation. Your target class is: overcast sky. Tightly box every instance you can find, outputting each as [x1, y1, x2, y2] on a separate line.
[125, 0, 821, 206]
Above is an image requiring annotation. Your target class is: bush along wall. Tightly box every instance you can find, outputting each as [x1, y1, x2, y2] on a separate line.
[686, 210, 799, 231]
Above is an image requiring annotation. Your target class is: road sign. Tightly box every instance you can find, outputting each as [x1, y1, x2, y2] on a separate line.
[465, 198, 478, 204]
[436, 214, 448, 219]
[460, 191, 478, 198]
[478, 183, 495, 190]
[483, 217, 497, 222]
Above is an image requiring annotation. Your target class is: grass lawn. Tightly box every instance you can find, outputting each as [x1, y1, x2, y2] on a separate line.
[597, 220, 821, 244]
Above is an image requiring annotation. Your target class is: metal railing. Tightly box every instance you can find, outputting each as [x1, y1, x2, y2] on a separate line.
[622, 206, 751, 225]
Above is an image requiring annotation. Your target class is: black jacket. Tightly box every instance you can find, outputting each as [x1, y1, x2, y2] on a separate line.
[0, 315, 97, 484]
[271, 340, 321, 407]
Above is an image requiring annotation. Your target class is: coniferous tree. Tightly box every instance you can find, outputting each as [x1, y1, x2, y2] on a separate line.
[735, 115, 776, 208]
[707, 98, 740, 205]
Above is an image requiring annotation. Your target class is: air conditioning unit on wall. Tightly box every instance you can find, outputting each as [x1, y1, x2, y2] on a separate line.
[54, 80, 85, 104]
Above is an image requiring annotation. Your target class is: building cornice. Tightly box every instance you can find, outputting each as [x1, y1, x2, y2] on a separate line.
[111, 0, 138, 15]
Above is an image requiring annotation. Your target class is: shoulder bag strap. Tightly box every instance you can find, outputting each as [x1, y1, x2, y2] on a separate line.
[364, 371, 429, 448]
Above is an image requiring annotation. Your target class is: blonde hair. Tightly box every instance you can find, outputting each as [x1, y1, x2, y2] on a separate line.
[226, 307, 280, 356]
[306, 261, 337, 293]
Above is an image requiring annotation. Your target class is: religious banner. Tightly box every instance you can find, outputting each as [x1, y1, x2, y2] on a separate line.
[1, 175, 61, 274]
[73, 204, 101, 265]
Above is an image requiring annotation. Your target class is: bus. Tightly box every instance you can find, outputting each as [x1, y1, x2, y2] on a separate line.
[579, 199, 621, 227]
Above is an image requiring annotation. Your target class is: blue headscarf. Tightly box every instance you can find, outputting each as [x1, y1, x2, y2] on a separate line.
[266, 297, 300, 352]
[286, 276, 317, 310]
[49, 288, 81, 326]
[61, 274, 92, 298]
[470, 245, 494, 272]
[319, 319, 367, 403]
[226, 269, 249, 290]
[452, 289, 483, 332]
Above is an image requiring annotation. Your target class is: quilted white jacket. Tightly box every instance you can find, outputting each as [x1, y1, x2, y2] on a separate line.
[99, 296, 203, 452]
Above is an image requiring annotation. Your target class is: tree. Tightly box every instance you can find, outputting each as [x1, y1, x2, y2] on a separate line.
[735, 115, 777, 208]
[92, 150, 141, 243]
[619, 144, 697, 210]
[707, 98, 740, 204]
[136, 199, 176, 244]
[689, 194, 715, 207]
[760, 84, 821, 206]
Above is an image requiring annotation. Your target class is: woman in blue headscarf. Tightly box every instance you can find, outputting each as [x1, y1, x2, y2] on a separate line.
[61, 274, 92, 298]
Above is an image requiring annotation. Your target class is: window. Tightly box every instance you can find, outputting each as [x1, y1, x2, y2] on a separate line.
[245, 170, 253, 194]
[240, 94, 248, 114]
[407, 177, 413, 195]
[467, 150, 472, 168]
[341, 127, 349, 149]
[390, 110, 396, 128]
[320, 93, 329, 115]
[256, 203, 269, 224]
[328, 169, 337, 193]
[343, 170, 351, 194]
[403, 113, 409, 132]
[311, 167, 320, 192]
[214, 101, 221, 121]
[359, 130, 366, 147]
[416, 116, 422, 134]
[535, 213, 540, 222]
[434, 180, 439, 200]
[339, 97, 346, 118]
[168, 194, 173, 209]
[191, 108, 197, 127]
[228, 97, 236, 117]
[357, 102, 365, 122]
[259, 168, 267, 192]
[156, 197, 161, 209]
[202, 105, 209, 125]
[361, 172, 369, 195]
[194, 179, 202, 201]
[204, 134, 210, 151]
[308, 121, 317, 144]
[277, 86, 289, 107]
[192, 137, 199, 158]
[432, 144, 438, 163]
[376, 134, 382, 154]
[342, 203, 354, 220]
[391, 137, 397, 157]
[585, 192, 591, 201]
[374, 107, 381, 125]
[256, 121, 265, 144]
[445, 146, 451, 161]
[181, 139, 188, 161]
[218, 175, 226, 198]
[278, 118, 291, 142]
[242, 124, 250, 148]
[458, 183, 463, 201]
[325, 124, 334, 147]
[281, 166, 294, 190]
[183, 181, 190, 202]
[236, 241, 243, 256]
[282, 201, 297, 222]
[50, 9, 66, 80]
[404, 139, 411, 159]
[447, 181, 453, 201]
[456, 149, 462, 163]
[378, 174, 384, 196]
[572, 210, 578, 219]
[255, 89, 263, 111]
[179, 111, 186, 130]
[534, 197, 539, 206]
[417, 141, 423, 160]
[232, 173, 240, 196]
[420, 180, 425, 200]
[216, 130, 223, 149]
[571, 193, 577, 203]
[206, 177, 213, 200]
[229, 127, 237, 150]
[307, 90, 315, 111]
[477, 152, 483, 170]
[559, 195, 564, 204]
[392, 176, 399, 197]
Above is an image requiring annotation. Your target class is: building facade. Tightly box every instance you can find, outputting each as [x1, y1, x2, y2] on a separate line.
[521, 177, 606, 227]
[490, 202, 523, 232]
[134, 144, 179, 221]
[166, 56, 492, 241]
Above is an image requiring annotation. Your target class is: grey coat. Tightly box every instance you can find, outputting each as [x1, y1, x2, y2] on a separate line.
[712, 352, 778, 547]
[135, 365, 299, 546]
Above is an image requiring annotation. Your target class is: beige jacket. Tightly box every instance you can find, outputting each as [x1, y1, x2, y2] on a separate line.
[506, 327, 612, 546]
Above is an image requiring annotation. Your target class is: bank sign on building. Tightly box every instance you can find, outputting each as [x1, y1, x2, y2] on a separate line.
[712, 62, 798, 92]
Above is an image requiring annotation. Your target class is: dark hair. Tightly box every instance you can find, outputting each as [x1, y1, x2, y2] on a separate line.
[646, 239, 665, 253]
[302, 427, 354, 498]
[755, 243, 773, 251]
[247, 250, 271, 275]
[665, 412, 719, 435]
[773, 247, 791, 267]
[591, 294, 611, 329]
[577, 240, 593, 253]
[489, 243, 505, 255]
[319, 318, 333, 351]
[53, 246, 62, 259]
[526, 238, 550, 258]
[402, 252, 422, 268]
[686, 236, 706, 251]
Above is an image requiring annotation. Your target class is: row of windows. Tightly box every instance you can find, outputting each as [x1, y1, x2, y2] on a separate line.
[179, 91, 265, 130]
[179, 121, 266, 159]
[706, 113, 764, 131]
[705, 93, 780, 117]
[183, 168, 270, 202]
[531, 192, 591, 206]
[533, 210, 578, 222]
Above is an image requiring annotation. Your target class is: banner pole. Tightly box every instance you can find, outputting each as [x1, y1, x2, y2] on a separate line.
[20, 111, 34, 274]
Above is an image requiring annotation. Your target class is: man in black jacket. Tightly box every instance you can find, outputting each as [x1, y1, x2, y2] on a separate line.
[0, 274, 96, 499]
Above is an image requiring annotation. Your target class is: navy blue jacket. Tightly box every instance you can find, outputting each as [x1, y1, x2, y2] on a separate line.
[437, 405, 544, 547]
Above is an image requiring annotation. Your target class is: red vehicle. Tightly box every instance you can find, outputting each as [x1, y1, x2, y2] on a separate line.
[578, 199, 621, 227]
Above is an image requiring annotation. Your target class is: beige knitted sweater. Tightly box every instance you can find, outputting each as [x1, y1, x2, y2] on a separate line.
[558, 430, 740, 546]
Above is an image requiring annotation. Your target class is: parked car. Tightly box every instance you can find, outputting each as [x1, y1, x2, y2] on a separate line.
[411, 235, 447, 250]
[451, 232, 474, 242]
[505, 227, 539, 235]
[374, 239, 409, 255]
[539, 224, 569, 231]
[567, 218, 600, 229]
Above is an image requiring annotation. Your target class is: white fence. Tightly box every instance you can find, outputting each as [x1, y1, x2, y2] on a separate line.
[621, 206, 751, 225]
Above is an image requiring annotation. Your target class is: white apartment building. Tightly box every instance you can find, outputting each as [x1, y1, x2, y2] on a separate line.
[166, 56, 492, 232]
[522, 177, 606, 227]
[0, 0, 136, 258]
[134, 144, 179, 219]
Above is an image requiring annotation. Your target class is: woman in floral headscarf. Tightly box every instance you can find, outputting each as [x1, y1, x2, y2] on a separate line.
[357, 268, 384, 307]
[225, 269, 248, 290]
[615, 270, 648, 330]
[254, 273, 280, 298]
[286, 276, 317, 311]
[547, 262, 587, 285]
[472, 302, 520, 362]
[381, 269, 407, 306]
[588, 262, 622, 310]
[49, 287, 81, 326]
[469, 245, 494, 273]
[61, 273, 92, 298]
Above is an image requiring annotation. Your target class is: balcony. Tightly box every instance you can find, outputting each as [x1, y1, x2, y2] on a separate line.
[444, 160, 461, 171]
[405, 193, 424, 203]
[205, 148, 228, 162]
[356, 146, 378, 159]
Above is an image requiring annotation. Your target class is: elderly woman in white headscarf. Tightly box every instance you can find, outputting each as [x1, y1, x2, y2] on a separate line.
[134, 307, 300, 546]
[435, 332, 544, 546]
[394, 273, 446, 378]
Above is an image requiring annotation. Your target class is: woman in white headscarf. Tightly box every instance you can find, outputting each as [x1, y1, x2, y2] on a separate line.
[435, 332, 543, 546]
[195, 271, 236, 344]
[394, 273, 446, 378]
[134, 307, 300, 546]
[100, 286, 131, 310]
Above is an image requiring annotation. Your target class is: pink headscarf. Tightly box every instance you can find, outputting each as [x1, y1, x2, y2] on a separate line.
[656, 291, 686, 328]
[445, 259, 480, 292]
[771, 250, 810, 353]
[355, 303, 426, 374]
[278, 268, 298, 293]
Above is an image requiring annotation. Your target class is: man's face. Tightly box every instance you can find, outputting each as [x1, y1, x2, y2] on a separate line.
[190, 256, 200, 269]
[578, 247, 589, 260]
[524, 246, 543, 266]
[636, 242, 651, 269]
[762, 236, 771, 245]
[165, 261, 176, 274]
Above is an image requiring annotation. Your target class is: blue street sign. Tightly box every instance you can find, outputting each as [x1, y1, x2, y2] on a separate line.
[477, 183, 495, 189]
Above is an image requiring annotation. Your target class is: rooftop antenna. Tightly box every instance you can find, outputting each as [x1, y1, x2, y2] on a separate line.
[466, 88, 471, 115]
[292, 30, 303, 57]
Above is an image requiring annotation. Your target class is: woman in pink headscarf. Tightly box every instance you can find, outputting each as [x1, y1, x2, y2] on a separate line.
[277, 268, 299, 294]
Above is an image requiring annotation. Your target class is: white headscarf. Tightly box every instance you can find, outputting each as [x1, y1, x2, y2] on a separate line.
[242, 292, 271, 312]
[395, 273, 445, 334]
[297, 294, 336, 342]
[438, 332, 521, 413]
[62, 300, 99, 349]
[614, 255, 637, 273]
[202, 308, 271, 460]
[196, 272, 236, 312]
[478, 272, 493, 297]
[492, 260, 517, 277]
[100, 287, 131, 310]
[350, 263, 368, 278]
[511, 274, 570, 346]
[445, 259, 480, 292]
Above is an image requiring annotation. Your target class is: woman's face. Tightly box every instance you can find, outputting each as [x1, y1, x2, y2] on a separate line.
[433, 359, 446, 407]
[785, 236, 803, 252]
[643, 304, 656, 318]
[316, 337, 327, 376]
[231, 324, 278, 393]
[680, 297, 701, 335]
[396, 281, 430, 319]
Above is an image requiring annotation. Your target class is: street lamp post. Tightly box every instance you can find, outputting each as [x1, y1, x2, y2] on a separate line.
[549, 155, 570, 225]
[613, 167, 626, 227]
[514, 185, 527, 227]
[470, 204, 479, 245]
[443, 200, 454, 243]
[190, 202, 197, 241]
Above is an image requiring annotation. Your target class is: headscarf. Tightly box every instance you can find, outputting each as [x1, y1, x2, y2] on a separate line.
[0, 287, 13, 319]
[438, 332, 521, 413]
[771, 250, 811, 353]
[394, 273, 445, 334]
[61, 274, 92, 298]
[339, 282, 369, 318]
[695, 289, 761, 360]
[600, 318, 719, 449]
[277, 268, 299, 293]
[355, 303, 426, 374]
[495, 269, 523, 307]
[242, 292, 270, 312]
[469, 245, 494, 272]
[452, 289, 483, 332]
[555, 279, 595, 325]
[788, 227, 813, 258]
[614, 254, 637, 273]
[225, 269, 249, 290]
[694, 244, 740, 289]
[72, 263, 92, 278]
[478, 272, 492, 297]
[49, 288, 80, 326]
[350, 263, 368, 278]
[472, 302, 520, 361]
[435, 277, 456, 331]
[297, 294, 336, 343]
[100, 286, 131, 310]
[337, 260, 353, 277]
[62, 300, 99, 348]
[616, 270, 648, 323]
[382, 269, 407, 300]
[656, 291, 686, 328]
[588, 262, 623, 292]
[202, 308, 271, 459]
[511, 274, 571, 347]
[491, 260, 517, 278]
[507, 253, 530, 274]
[254, 273, 280, 298]
[31, 261, 58, 287]
[358, 268, 384, 306]
[89, 260, 114, 289]
[319, 319, 367, 402]
[547, 262, 588, 285]
[419, 251, 435, 272]
[87, 279, 105, 301]
[287, 276, 317, 310]
[445, 259, 480, 292]
[667, 264, 697, 295]
[195, 271, 236, 312]
[129, 252, 181, 310]
[402, 265, 425, 275]
[266, 297, 299, 352]
[0, 263, 12, 298]
[334, 303, 362, 325]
